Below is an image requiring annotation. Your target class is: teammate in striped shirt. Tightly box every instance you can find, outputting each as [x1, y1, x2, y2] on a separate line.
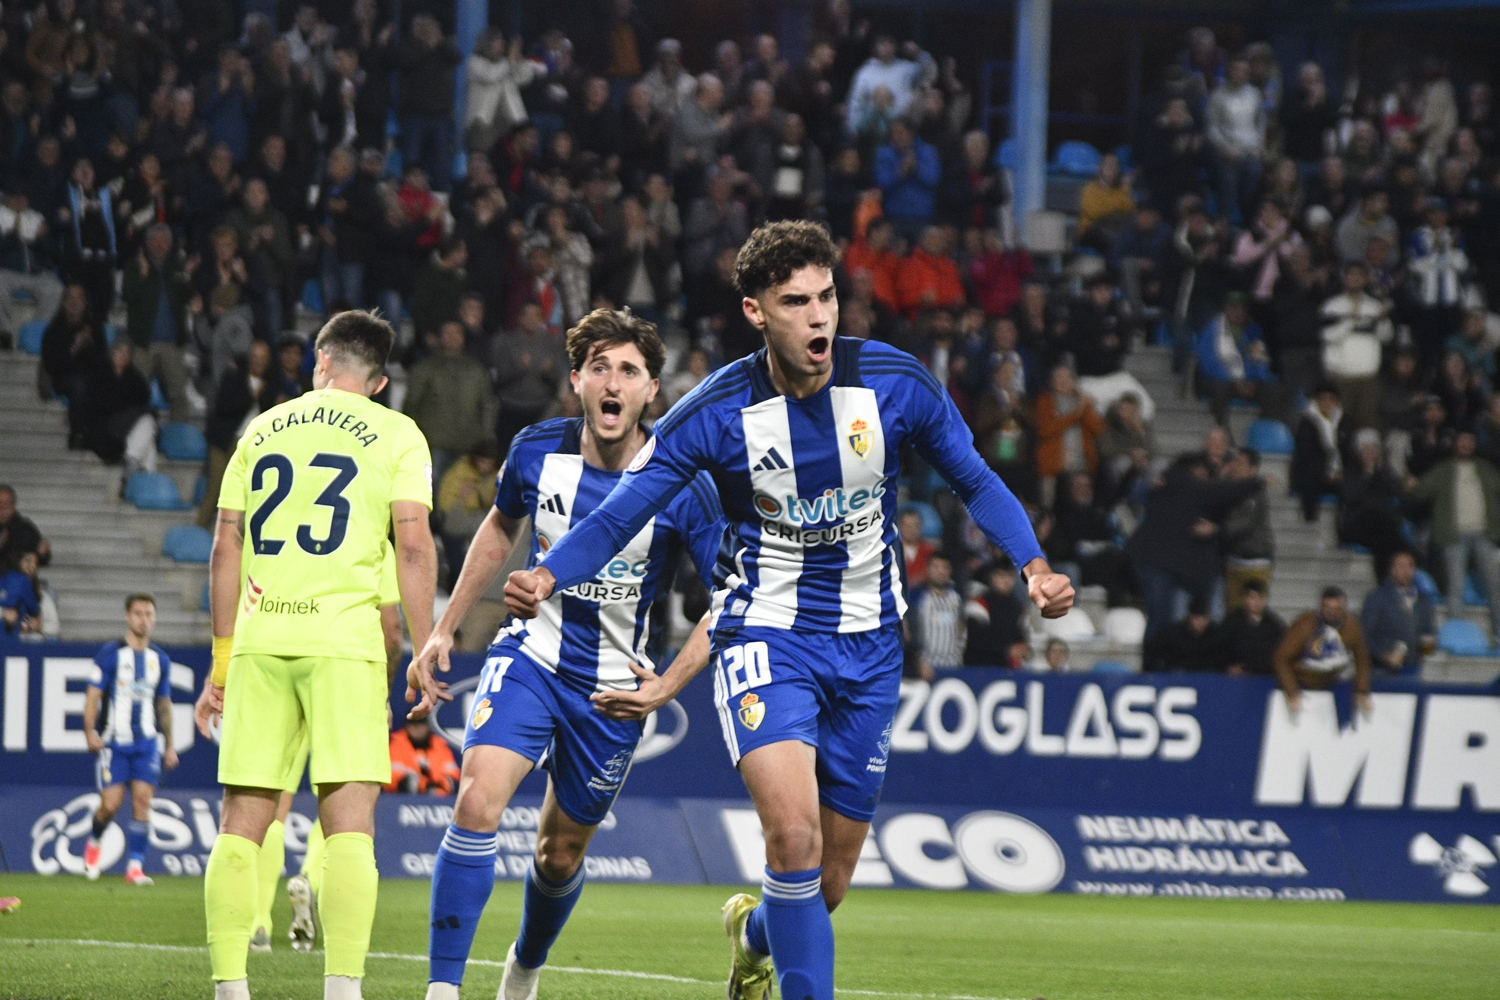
[506, 222, 1073, 1000]
[414, 309, 725, 1000]
[82, 593, 178, 884]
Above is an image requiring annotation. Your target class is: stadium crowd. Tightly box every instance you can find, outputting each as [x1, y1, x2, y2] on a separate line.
[2, 3, 1496, 693]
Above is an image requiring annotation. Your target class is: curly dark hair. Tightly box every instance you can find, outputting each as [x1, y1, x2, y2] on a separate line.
[733, 220, 841, 298]
[565, 307, 667, 380]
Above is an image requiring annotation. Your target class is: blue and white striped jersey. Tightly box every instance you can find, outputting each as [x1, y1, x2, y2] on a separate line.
[88, 641, 172, 746]
[539, 338, 1045, 634]
[495, 417, 727, 690]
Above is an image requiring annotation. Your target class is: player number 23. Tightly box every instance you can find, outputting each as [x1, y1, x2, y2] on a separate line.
[721, 641, 772, 698]
[249, 452, 359, 556]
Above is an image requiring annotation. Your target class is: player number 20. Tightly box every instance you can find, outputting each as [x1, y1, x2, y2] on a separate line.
[721, 641, 772, 698]
[249, 452, 359, 556]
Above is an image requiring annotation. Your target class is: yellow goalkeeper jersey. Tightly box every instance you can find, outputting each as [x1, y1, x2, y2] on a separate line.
[218, 387, 431, 662]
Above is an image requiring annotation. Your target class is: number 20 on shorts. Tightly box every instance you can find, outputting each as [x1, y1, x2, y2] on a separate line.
[720, 641, 772, 698]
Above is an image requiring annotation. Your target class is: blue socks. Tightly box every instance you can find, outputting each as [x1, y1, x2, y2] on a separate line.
[745, 902, 770, 956]
[428, 825, 498, 986]
[126, 819, 149, 864]
[761, 866, 834, 1000]
[514, 859, 585, 969]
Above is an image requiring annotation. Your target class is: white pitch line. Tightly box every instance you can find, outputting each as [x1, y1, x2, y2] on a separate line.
[1, 938, 1021, 1000]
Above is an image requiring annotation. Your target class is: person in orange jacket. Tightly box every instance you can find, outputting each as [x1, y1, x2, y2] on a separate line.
[1034, 363, 1106, 506]
[897, 225, 966, 317]
[387, 716, 460, 795]
[842, 215, 901, 314]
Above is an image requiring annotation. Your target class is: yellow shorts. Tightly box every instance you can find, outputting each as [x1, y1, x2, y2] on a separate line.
[219, 653, 390, 789]
[283, 731, 310, 795]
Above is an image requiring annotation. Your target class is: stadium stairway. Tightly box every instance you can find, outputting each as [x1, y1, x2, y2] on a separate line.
[1116, 344, 1499, 685]
[0, 350, 211, 644]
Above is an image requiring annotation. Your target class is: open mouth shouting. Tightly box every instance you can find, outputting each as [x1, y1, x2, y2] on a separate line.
[598, 397, 625, 430]
[806, 336, 830, 366]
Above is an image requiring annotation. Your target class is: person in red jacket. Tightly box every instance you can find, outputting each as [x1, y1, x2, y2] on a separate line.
[842, 215, 901, 314]
[897, 225, 965, 317]
[966, 227, 1033, 317]
[387, 717, 460, 795]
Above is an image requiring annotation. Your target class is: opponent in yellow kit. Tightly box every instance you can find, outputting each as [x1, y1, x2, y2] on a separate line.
[194, 312, 442, 1000]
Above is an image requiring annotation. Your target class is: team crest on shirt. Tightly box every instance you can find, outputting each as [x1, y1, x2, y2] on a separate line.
[738, 692, 765, 730]
[471, 697, 493, 729]
[848, 419, 872, 459]
[535, 531, 552, 553]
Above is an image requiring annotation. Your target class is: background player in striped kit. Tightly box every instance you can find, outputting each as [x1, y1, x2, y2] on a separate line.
[505, 222, 1073, 1000]
[413, 308, 725, 1000]
[81, 593, 178, 885]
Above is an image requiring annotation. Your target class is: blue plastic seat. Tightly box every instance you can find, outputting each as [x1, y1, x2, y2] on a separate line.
[902, 502, 943, 540]
[994, 137, 1018, 171]
[1092, 659, 1134, 674]
[17, 319, 46, 354]
[124, 471, 192, 511]
[1438, 619, 1491, 656]
[1051, 140, 1102, 177]
[163, 524, 213, 563]
[159, 423, 207, 462]
[1414, 569, 1440, 600]
[1464, 573, 1487, 606]
[149, 379, 169, 412]
[1245, 419, 1294, 455]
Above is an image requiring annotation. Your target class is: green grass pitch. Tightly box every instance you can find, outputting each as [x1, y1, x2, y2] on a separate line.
[0, 874, 1496, 999]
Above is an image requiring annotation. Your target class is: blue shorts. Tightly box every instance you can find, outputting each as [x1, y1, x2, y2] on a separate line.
[96, 741, 161, 789]
[710, 624, 902, 823]
[462, 642, 644, 827]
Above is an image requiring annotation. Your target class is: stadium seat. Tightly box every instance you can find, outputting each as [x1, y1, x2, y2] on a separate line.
[1414, 569, 1440, 600]
[1041, 607, 1095, 640]
[1464, 573, 1487, 606]
[1438, 619, 1491, 656]
[994, 137, 1018, 171]
[149, 378, 169, 412]
[159, 423, 207, 462]
[1245, 419, 1294, 455]
[163, 525, 213, 563]
[17, 319, 45, 355]
[1092, 659, 1134, 674]
[1051, 141, 1101, 177]
[124, 471, 191, 511]
[902, 502, 943, 540]
[1103, 607, 1146, 646]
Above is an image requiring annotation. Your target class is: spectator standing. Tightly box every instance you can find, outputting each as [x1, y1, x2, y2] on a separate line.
[39, 283, 105, 436]
[1409, 429, 1500, 641]
[1269, 243, 1331, 405]
[682, 167, 748, 278]
[897, 226, 965, 318]
[1222, 447, 1274, 608]
[199, 45, 256, 165]
[386, 717, 460, 795]
[670, 73, 726, 178]
[1067, 276, 1132, 378]
[596, 197, 668, 322]
[962, 560, 1031, 667]
[225, 178, 293, 339]
[404, 320, 496, 490]
[842, 216, 901, 315]
[1407, 198, 1470, 367]
[1291, 383, 1350, 522]
[464, 29, 538, 154]
[1274, 587, 1371, 716]
[491, 300, 567, 451]
[759, 113, 825, 224]
[316, 147, 381, 309]
[1195, 292, 1286, 426]
[846, 35, 920, 133]
[410, 237, 470, 347]
[1361, 551, 1436, 676]
[640, 39, 695, 124]
[1111, 205, 1172, 318]
[943, 130, 1006, 231]
[1320, 261, 1392, 429]
[1232, 197, 1301, 303]
[908, 552, 964, 672]
[80, 338, 156, 478]
[199, 340, 282, 528]
[1338, 428, 1409, 583]
[875, 118, 940, 242]
[1126, 454, 1263, 638]
[1206, 55, 1266, 225]
[60, 157, 117, 328]
[0, 486, 51, 570]
[1335, 187, 1398, 265]
[1281, 62, 1337, 169]
[398, 14, 461, 192]
[1034, 364, 1105, 506]
[898, 508, 936, 588]
[121, 225, 194, 424]
[1144, 595, 1224, 671]
[1219, 579, 1285, 675]
[0, 191, 62, 335]
[967, 228, 1032, 318]
[1042, 472, 1133, 607]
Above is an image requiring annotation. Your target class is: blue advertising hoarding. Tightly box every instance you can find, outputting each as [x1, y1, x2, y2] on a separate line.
[2, 641, 1497, 903]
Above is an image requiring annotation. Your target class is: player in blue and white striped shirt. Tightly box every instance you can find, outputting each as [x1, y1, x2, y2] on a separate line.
[82, 593, 178, 885]
[506, 222, 1074, 1000]
[411, 309, 726, 1000]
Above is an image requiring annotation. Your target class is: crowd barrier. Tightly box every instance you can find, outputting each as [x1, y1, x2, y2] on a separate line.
[2, 642, 1496, 903]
